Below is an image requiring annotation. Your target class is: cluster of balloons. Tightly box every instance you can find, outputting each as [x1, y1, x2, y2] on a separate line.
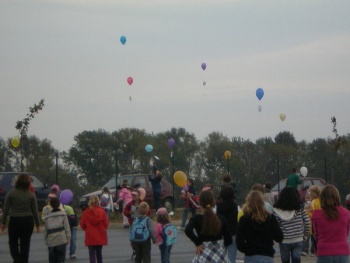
[174, 171, 187, 187]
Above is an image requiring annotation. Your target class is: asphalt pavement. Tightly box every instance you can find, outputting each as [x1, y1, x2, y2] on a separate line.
[0, 221, 317, 263]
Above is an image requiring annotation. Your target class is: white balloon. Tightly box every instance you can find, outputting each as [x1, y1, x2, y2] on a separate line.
[300, 166, 308, 177]
[280, 113, 286, 121]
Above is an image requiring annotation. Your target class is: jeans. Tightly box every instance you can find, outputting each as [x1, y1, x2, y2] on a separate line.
[8, 216, 34, 263]
[69, 227, 77, 256]
[159, 244, 172, 263]
[317, 256, 350, 263]
[181, 207, 196, 228]
[88, 245, 103, 263]
[48, 244, 66, 263]
[226, 235, 237, 263]
[104, 208, 110, 218]
[279, 241, 303, 263]
[244, 255, 274, 263]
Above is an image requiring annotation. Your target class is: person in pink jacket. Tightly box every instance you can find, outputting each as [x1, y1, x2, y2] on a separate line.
[117, 180, 132, 228]
[312, 185, 350, 262]
[80, 195, 109, 263]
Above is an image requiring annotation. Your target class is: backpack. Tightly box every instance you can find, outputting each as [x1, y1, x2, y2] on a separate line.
[163, 223, 177, 246]
[130, 217, 150, 242]
[100, 195, 110, 207]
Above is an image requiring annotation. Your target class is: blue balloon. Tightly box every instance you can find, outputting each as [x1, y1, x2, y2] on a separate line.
[256, 88, 264, 101]
[120, 35, 126, 45]
[145, 144, 153, 153]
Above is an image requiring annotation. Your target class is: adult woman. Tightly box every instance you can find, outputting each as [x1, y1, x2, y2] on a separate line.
[185, 190, 232, 263]
[123, 189, 150, 226]
[312, 185, 350, 263]
[236, 191, 283, 263]
[1, 173, 41, 263]
[80, 195, 109, 263]
[216, 185, 238, 263]
[273, 187, 310, 263]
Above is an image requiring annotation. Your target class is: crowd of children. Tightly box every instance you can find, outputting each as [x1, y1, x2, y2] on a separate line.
[2, 168, 350, 263]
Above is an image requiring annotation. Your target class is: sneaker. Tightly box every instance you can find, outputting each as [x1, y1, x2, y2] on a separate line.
[177, 226, 185, 230]
[310, 254, 316, 257]
[301, 251, 308, 256]
[70, 254, 76, 259]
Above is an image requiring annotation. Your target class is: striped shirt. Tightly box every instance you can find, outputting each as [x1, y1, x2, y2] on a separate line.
[273, 208, 310, 244]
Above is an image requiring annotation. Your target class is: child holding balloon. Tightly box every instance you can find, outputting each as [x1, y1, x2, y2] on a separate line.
[179, 179, 198, 230]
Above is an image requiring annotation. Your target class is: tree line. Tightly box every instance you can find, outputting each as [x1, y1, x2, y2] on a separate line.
[1, 127, 349, 206]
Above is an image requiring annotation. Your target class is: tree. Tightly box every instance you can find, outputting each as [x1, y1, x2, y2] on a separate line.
[14, 99, 45, 171]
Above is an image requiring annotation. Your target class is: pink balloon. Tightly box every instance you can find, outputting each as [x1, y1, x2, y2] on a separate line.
[127, 77, 133, 85]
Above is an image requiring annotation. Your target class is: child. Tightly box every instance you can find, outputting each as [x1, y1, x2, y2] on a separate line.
[216, 186, 238, 263]
[179, 179, 197, 230]
[302, 190, 312, 256]
[44, 197, 71, 263]
[130, 202, 155, 263]
[117, 180, 132, 228]
[185, 190, 232, 263]
[309, 185, 321, 256]
[80, 195, 109, 263]
[124, 189, 150, 226]
[63, 202, 78, 259]
[100, 187, 114, 218]
[155, 207, 177, 263]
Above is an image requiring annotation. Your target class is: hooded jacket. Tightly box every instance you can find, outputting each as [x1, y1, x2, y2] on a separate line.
[80, 206, 109, 246]
[44, 209, 71, 247]
[273, 208, 310, 243]
[236, 213, 283, 257]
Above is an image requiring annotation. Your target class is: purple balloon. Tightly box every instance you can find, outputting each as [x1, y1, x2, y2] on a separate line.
[60, 189, 73, 205]
[201, 63, 206, 70]
[168, 138, 175, 148]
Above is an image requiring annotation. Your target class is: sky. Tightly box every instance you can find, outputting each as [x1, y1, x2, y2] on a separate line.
[1, 0, 350, 152]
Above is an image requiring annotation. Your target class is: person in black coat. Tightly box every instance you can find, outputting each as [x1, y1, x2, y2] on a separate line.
[236, 190, 283, 263]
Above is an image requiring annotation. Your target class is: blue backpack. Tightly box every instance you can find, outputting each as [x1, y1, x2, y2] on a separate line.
[163, 223, 177, 246]
[100, 195, 110, 207]
[130, 217, 150, 242]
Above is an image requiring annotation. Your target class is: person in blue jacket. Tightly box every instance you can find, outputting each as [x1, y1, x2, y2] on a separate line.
[148, 170, 162, 210]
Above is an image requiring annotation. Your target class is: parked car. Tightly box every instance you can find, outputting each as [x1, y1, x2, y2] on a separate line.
[0, 172, 51, 211]
[271, 176, 327, 202]
[79, 174, 174, 212]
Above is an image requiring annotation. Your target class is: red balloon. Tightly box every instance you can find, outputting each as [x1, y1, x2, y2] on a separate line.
[127, 77, 133, 85]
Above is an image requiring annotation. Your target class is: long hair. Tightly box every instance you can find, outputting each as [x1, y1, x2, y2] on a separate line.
[274, 187, 302, 211]
[242, 191, 269, 223]
[102, 187, 110, 196]
[15, 173, 31, 190]
[199, 190, 221, 236]
[88, 195, 99, 209]
[320, 185, 341, 221]
[157, 213, 171, 225]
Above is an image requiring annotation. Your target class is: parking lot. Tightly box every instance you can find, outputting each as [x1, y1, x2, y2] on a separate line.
[0, 220, 317, 263]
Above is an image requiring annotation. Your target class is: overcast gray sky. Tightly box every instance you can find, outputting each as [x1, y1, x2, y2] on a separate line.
[1, 0, 349, 151]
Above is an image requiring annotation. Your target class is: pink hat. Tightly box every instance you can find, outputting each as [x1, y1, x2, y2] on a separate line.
[51, 184, 60, 192]
[156, 207, 168, 215]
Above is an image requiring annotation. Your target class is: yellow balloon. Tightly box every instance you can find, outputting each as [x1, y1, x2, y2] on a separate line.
[173, 171, 187, 187]
[11, 137, 20, 148]
[279, 113, 286, 122]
